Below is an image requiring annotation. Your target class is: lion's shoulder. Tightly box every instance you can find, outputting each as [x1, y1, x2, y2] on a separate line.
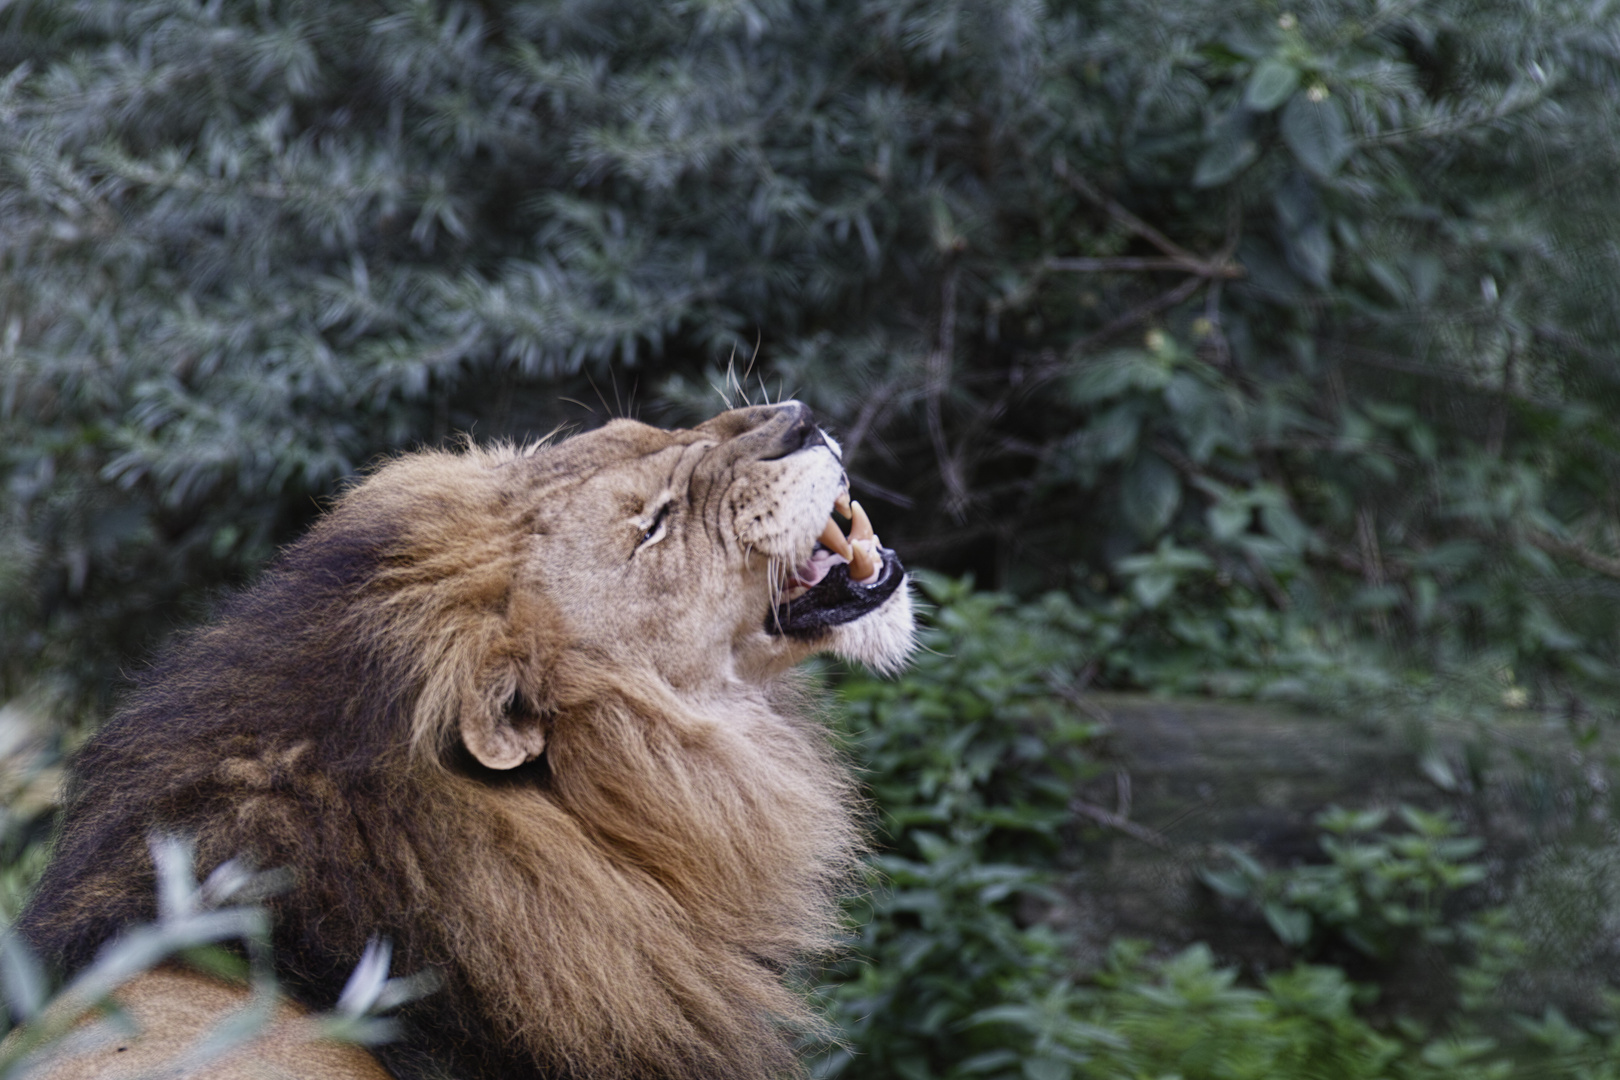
[18, 968, 391, 1080]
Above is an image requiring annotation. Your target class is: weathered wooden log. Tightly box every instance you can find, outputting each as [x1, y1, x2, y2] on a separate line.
[1056, 694, 1619, 1022]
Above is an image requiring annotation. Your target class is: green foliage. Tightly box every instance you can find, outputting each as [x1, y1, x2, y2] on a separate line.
[7, 0, 1620, 730]
[821, 581, 1616, 1080]
[1203, 805, 1499, 964]
[815, 573, 1104, 1080]
[1033, 946, 1405, 1080]
[5, 0, 1620, 1075]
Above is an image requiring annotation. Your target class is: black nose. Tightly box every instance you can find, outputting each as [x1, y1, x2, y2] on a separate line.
[759, 402, 824, 460]
[693, 401, 827, 458]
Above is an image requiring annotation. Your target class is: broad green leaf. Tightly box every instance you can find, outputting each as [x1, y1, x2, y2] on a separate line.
[1132, 571, 1177, 608]
[1198, 868, 1253, 899]
[1207, 498, 1252, 541]
[1259, 502, 1311, 554]
[1280, 93, 1350, 177]
[1023, 1059, 1071, 1080]
[1263, 901, 1314, 946]
[1418, 752, 1459, 792]
[1121, 453, 1181, 539]
[1193, 109, 1259, 187]
[1244, 58, 1300, 111]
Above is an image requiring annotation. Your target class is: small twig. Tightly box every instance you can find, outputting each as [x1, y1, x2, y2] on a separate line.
[1329, 340, 1561, 410]
[848, 472, 914, 509]
[1243, 549, 1294, 612]
[1055, 681, 1112, 724]
[925, 266, 970, 520]
[1027, 275, 1206, 384]
[1527, 530, 1620, 581]
[1054, 157, 1196, 262]
[1046, 255, 1244, 279]
[840, 379, 900, 465]
[1085, 273, 1205, 343]
[1356, 508, 1387, 589]
[1069, 798, 1171, 850]
[1048, 160, 1244, 289]
[1201, 276, 1231, 368]
[1114, 766, 1133, 820]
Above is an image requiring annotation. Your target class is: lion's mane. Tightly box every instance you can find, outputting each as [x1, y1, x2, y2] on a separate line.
[20, 445, 864, 1080]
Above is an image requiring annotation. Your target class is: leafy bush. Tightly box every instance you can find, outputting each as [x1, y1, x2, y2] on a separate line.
[821, 578, 1616, 1080]
[987, 945, 1405, 1080]
[814, 573, 1103, 1080]
[4, 2, 1620, 1071]
[7, 0, 1620, 735]
[1203, 805, 1498, 964]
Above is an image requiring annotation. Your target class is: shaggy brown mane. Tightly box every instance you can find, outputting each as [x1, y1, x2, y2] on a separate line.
[20, 421, 883, 1080]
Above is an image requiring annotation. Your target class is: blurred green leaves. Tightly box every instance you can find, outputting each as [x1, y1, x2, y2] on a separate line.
[1202, 805, 1499, 964]
[5, 0, 1620, 731]
[816, 574, 1104, 1080]
[820, 582, 1615, 1080]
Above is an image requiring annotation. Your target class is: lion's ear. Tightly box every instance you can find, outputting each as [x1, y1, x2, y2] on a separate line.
[462, 665, 550, 771]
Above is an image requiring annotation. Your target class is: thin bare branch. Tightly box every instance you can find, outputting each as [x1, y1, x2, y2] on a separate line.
[925, 266, 970, 520]
[1054, 157, 1195, 262]
[1527, 530, 1620, 581]
[1046, 255, 1244, 278]
[1028, 275, 1206, 383]
[840, 379, 900, 465]
[1069, 798, 1172, 850]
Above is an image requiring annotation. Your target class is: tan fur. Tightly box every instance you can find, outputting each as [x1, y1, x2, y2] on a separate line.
[22, 968, 394, 1080]
[21, 404, 914, 1080]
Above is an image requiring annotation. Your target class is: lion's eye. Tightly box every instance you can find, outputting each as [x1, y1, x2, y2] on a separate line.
[637, 503, 672, 550]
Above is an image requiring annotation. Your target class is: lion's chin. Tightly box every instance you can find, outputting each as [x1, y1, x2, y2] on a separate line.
[763, 546, 914, 675]
[822, 573, 915, 674]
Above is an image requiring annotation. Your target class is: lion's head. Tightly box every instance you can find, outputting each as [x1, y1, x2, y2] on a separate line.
[21, 403, 913, 1080]
[372, 400, 913, 771]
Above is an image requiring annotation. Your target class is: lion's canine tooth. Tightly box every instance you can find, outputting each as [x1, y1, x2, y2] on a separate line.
[850, 501, 874, 543]
[835, 492, 852, 519]
[849, 540, 876, 581]
[818, 518, 853, 560]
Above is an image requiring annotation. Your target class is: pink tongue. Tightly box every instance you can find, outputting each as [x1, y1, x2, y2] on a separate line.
[794, 546, 882, 587]
[794, 548, 847, 588]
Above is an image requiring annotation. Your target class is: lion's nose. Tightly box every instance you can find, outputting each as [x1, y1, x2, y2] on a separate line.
[699, 401, 827, 459]
[766, 402, 825, 458]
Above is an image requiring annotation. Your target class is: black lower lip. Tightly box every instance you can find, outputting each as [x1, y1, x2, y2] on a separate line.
[766, 547, 905, 640]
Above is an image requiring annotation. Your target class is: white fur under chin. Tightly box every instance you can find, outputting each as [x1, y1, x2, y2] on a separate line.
[827, 576, 916, 675]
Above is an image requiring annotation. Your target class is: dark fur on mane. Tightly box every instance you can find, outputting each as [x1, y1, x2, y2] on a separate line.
[20, 445, 863, 1080]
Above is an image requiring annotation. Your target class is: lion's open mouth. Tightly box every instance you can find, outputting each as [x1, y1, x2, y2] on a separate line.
[768, 492, 905, 640]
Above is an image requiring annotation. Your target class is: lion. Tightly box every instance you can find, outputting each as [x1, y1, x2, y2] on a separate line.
[17, 402, 914, 1080]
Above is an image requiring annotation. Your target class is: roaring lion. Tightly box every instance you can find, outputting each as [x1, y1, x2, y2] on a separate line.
[18, 402, 914, 1080]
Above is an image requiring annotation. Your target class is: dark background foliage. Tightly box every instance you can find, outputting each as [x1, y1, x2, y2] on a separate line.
[9, 0, 1620, 714]
[5, 0, 1620, 1076]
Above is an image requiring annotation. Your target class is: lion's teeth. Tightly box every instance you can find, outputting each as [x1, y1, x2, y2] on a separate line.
[850, 500, 874, 543]
[849, 539, 877, 581]
[818, 517, 853, 560]
[835, 492, 852, 518]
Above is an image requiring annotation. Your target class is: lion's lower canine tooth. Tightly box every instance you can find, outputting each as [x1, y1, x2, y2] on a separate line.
[849, 541, 876, 581]
[819, 518, 853, 559]
[835, 492, 852, 518]
[850, 501, 874, 542]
